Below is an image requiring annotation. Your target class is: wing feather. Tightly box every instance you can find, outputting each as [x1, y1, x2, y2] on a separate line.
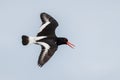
[37, 13, 58, 37]
[38, 42, 57, 67]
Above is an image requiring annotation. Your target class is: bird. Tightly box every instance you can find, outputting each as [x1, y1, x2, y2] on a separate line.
[22, 12, 75, 67]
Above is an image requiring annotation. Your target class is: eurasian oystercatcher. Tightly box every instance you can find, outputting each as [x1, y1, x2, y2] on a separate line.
[22, 12, 75, 67]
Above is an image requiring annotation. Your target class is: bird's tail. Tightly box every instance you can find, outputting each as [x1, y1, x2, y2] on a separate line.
[22, 35, 29, 45]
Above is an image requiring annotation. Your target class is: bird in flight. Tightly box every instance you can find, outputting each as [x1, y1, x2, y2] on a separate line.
[22, 12, 75, 67]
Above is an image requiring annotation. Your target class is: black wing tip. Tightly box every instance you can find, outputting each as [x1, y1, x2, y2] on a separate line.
[40, 12, 58, 26]
[38, 63, 44, 67]
[40, 12, 49, 23]
[40, 12, 47, 15]
[38, 60, 44, 67]
[40, 12, 49, 19]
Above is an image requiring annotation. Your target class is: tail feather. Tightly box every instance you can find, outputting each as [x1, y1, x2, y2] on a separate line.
[22, 35, 29, 45]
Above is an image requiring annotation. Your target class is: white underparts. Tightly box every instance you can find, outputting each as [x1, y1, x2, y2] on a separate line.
[28, 36, 47, 44]
[39, 21, 50, 32]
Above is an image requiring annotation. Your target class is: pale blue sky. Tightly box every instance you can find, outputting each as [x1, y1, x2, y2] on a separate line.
[0, 0, 120, 80]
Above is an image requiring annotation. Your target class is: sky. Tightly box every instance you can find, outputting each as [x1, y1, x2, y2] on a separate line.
[0, 0, 120, 80]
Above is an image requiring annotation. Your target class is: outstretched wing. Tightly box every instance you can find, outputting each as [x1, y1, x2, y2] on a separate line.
[37, 13, 58, 37]
[38, 42, 57, 67]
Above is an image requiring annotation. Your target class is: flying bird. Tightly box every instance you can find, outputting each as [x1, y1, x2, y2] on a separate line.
[22, 12, 75, 67]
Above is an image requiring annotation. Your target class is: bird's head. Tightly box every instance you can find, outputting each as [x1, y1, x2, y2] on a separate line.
[57, 38, 75, 48]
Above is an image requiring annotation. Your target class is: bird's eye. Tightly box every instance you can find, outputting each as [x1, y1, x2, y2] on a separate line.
[64, 38, 67, 42]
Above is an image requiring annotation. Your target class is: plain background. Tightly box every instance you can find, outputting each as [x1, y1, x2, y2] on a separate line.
[0, 0, 120, 80]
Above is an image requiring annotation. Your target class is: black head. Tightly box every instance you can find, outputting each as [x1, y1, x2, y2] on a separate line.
[57, 37, 75, 48]
[57, 38, 68, 45]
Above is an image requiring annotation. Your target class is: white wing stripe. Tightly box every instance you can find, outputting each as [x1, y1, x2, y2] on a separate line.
[38, 42, 50, 61]
[39, 21, 50, 32]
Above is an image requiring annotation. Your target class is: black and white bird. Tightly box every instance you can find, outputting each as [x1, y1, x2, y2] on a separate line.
[22, 12, 75, 67]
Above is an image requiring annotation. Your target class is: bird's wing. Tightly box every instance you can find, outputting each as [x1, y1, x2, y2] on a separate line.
[37, 13, 58, 37]
[38, 42, 57, 67]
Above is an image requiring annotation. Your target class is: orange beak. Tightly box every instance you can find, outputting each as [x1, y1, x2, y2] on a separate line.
[67, 41, 75, 48]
